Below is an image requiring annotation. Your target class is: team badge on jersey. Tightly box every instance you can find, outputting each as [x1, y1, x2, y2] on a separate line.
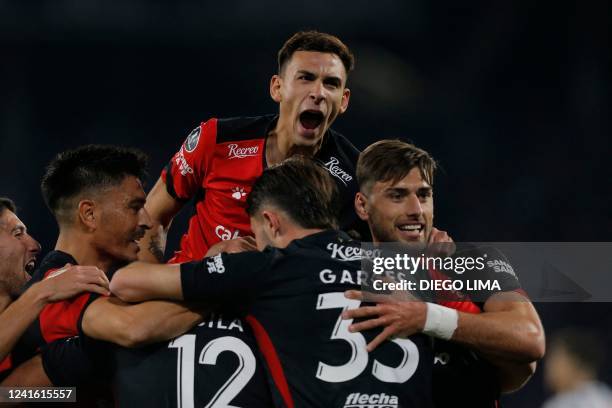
[184, 127, 201, 153]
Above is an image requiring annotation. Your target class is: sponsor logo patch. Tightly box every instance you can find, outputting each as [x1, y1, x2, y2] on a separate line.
[175, 147, 194, 176]
[343, 393, 398, 408]
[215, 225, 240, 241]
[327, 242, 380, 261]
[228, 143, 259, 159]
[184, 127, 201, 153]
[206, 254, 225, 274]
[322, 157, 353, 186]
[486, 259, 517, 277]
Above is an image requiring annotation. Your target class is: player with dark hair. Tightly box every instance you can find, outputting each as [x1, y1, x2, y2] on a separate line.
[139, 30, 362, 265]
[111, 157, 435, 408]
[0, 197, 109, 381]
[344, 139, 545, 406]
[3, 145, 203, 388]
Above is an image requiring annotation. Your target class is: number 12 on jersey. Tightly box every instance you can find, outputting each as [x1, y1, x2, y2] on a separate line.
[169, 335, 256, 408]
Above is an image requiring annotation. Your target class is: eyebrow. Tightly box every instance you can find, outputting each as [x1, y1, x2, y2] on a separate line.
[385, 186, 432, 195]
[129, 198, 146, 206]
[296, 70, 342, 85]
[12, 225, 26, 234]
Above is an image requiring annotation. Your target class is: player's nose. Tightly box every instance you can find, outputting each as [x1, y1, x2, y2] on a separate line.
[25, 233, 41, 256]
[404, 193, 423, 218]
[139, 207, 153, 230]
[309, 80, 325, 103]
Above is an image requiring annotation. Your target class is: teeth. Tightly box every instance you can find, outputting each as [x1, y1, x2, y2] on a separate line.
[398, 225, 421, 231]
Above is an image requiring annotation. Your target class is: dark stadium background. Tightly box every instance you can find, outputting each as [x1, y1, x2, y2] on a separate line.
[1, 1, 610, 406]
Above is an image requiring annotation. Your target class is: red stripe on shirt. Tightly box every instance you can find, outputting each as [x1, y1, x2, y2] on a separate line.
[39, 268, 91, 343]
[0, 354, 12, 374]
[246, 315, 294, 408]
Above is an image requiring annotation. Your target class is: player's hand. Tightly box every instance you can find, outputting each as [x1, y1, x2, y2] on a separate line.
[342, 289, 427, 352]
[205, 236, 258, 256]
[427, 227, 455, 256]
[43, 263, 110, 301]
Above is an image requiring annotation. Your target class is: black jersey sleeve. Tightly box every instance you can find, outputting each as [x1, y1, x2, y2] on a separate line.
[41, 336, 112, 386]
[180, 250, 275, 304]
[453, 244, 522, 303]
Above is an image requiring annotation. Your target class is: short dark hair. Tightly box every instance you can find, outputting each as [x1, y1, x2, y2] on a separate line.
[278, 31, 355, 77]
[550, 328, 605, 374]
[41, 145, 148, 222]
[357, 139, 437, 193]
[0, 197, 16, 216]
[246, 156, 340, 230]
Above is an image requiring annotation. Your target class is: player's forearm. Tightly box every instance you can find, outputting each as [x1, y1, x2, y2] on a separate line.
[452, 305, 545, 363]
[138, 177, 184, 263]
[0, 282, 53, 361]
[110, 261, 182, 302]
[121, 301, 204, 347]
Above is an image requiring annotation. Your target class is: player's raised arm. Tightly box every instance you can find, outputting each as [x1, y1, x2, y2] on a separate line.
[139, 122, 213, 263]
[138, 178, 184, 263]
[110, 261, 183, 302]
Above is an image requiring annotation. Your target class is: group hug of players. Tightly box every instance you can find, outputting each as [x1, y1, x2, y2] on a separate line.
[0, 31, 545, 407]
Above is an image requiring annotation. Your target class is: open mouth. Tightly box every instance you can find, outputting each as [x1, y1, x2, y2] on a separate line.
[396, 223, 424, 238]
[299, 110, 324, 130]
[25, 260, 36, 274]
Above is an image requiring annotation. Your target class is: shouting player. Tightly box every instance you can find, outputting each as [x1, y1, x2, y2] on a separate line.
[345, 139, 545, 406]
[111, 157, 435, 407]
[0, 197, 109, 381]
[3, 146, 203, 389]
[140, 30, 364, 264]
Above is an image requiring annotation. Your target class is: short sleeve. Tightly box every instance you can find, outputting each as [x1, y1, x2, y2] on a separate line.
[180, 250, 275, 304]
[41, 336, 113, 386]
[161, 119, 217, 201]
[454, 244, 522, 302]
[39, 290, 100, 344]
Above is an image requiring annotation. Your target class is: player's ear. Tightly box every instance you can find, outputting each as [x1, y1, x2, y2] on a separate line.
[261, 210, 281, 236]
[78, 200, 97, 231]
[270, 74, 282, 103]
[354, 192, 369, 221]
[339, 87, 350, 115]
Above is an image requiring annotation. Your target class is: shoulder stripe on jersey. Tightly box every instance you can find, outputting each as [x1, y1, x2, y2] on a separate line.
[162, 164, 188, 202]
[245, 315, 294, 408]
[216, 115, 276, 144]
[39, 267, 93, 343]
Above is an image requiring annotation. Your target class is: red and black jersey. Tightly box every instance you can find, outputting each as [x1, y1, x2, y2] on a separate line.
[1, 250, 101, 383]
[427, 244, 524, 408]
[181, 230, 435, 408]
[24, 251, 100, 345]
[17, 250, 108, 385]
[162, 114, 363, 263]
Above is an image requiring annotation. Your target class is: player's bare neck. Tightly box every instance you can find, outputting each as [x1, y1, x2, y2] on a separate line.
[55, 230, 113, 272]
[266, 129, 319, 167]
